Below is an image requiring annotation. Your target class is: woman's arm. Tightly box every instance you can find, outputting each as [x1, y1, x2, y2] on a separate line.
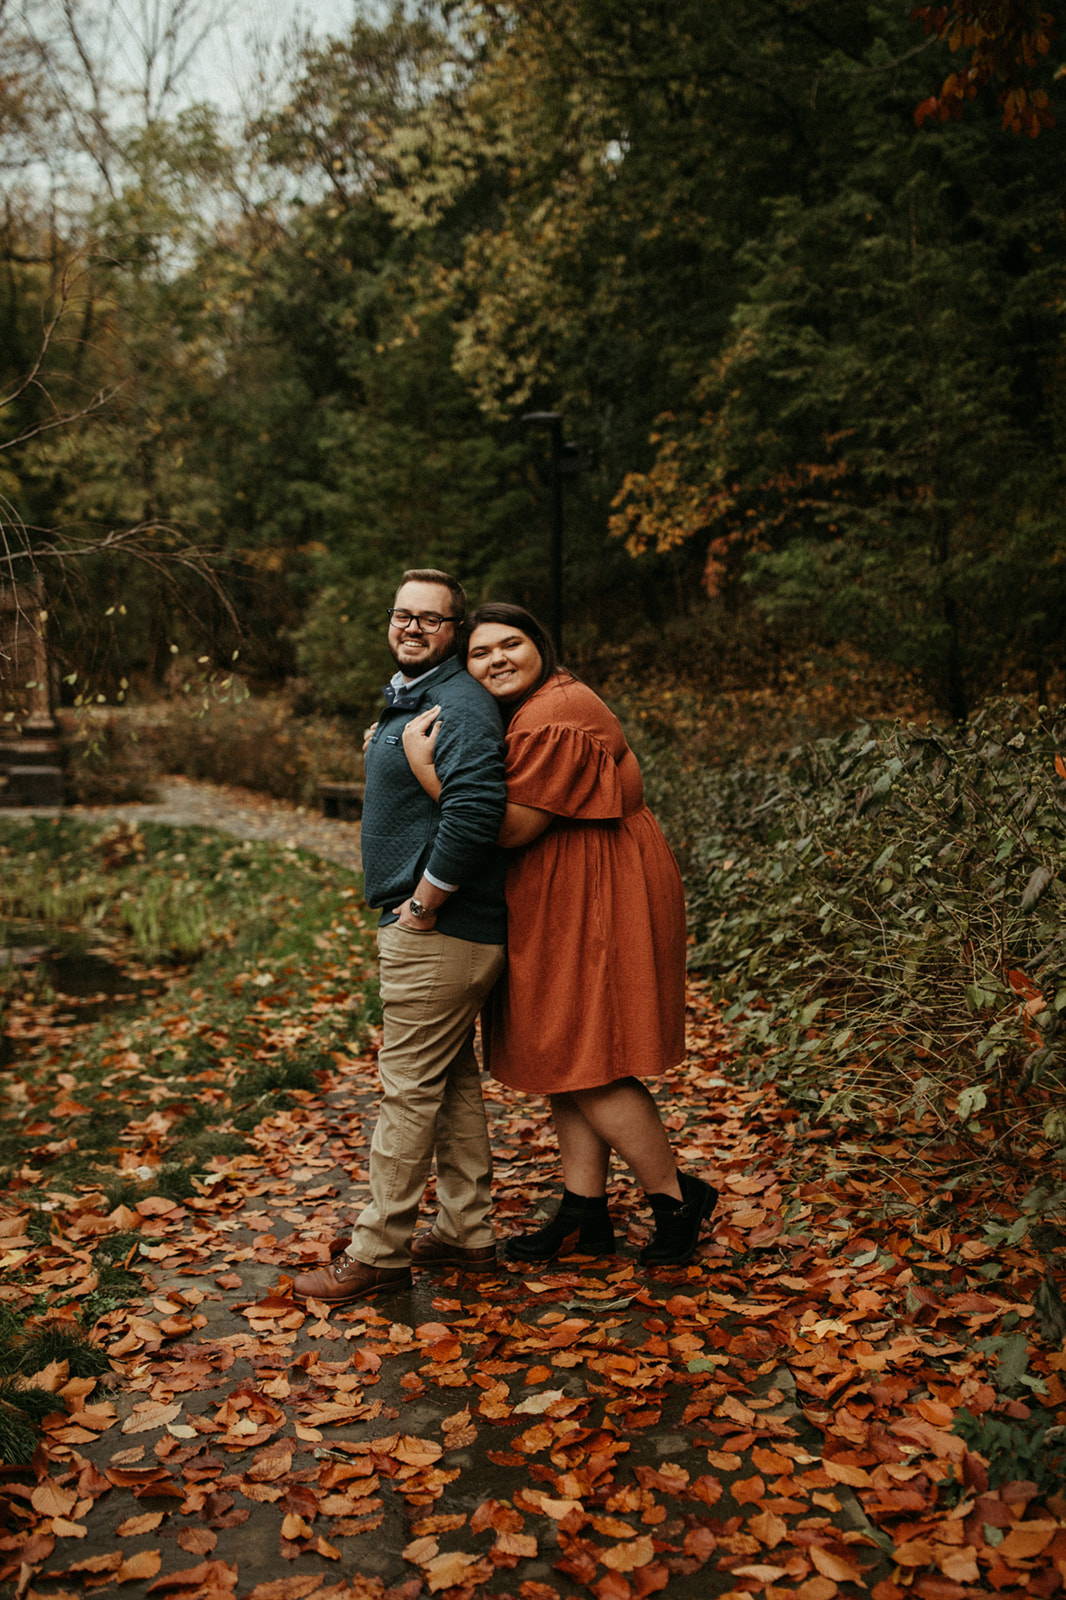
[402, 707, 443, 801]
[404, 707, 553, 847]
[499, 802, 553, 849]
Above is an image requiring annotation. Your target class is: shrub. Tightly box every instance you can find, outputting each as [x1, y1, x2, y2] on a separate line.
[650, 698, 1066, 1145]
[61, 711, 160, 804]
[951, 1408, 1066, 1498]
[135, 692, 363, 805]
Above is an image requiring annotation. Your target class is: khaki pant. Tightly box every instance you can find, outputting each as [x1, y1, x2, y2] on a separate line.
[347, 924, 505, 1269]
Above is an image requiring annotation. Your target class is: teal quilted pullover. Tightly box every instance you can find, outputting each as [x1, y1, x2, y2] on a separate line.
[361, 656, 508, 944]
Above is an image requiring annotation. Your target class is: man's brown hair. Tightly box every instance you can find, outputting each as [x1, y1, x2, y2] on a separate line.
[400, 569, 466, 620]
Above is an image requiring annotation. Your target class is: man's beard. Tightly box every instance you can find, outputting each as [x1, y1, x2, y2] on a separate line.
[389, 633, 456, 678]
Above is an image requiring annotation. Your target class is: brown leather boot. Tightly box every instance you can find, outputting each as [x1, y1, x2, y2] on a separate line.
[291, 1253, 411, 1305]
[411, 1226, 497, 1271]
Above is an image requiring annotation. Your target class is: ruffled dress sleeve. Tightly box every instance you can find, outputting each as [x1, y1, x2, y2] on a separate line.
[504, 722, 624, 819]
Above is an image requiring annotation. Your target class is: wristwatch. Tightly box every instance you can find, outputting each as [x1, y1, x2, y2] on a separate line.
[408, 897, 431, 919]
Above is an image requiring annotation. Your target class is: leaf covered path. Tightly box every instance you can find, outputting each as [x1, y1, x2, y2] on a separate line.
[4, 975, 1065, 1600]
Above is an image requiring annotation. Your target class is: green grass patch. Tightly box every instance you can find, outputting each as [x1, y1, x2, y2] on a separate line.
[0, 1307, 112, 1466]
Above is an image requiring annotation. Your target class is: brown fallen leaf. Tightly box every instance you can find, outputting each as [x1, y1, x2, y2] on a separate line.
[116, 1550, 164, 1583]
[177, 1526, 217, 1555]
[809, 1544, 864, 1583]
[120, 1401, 182, 1435]
[116, 1512, 165, 1537]
[423, 1550, 484, 1591]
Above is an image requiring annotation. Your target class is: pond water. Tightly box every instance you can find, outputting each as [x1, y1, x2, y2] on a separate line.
[0, 924, 164, 1039]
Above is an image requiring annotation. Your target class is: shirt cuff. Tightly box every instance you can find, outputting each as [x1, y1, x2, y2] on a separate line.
[423, 868, 459, 893]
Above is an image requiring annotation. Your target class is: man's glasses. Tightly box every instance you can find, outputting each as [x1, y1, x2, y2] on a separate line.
[387, 609, 457, 634]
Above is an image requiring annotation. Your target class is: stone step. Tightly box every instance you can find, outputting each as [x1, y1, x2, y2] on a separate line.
[2, 765, 65, 807]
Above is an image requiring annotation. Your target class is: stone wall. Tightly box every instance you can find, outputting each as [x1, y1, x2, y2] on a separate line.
[0, 578, 65, 806]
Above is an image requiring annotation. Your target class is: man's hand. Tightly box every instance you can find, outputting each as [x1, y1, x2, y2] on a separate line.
[392, 897, 438, 931]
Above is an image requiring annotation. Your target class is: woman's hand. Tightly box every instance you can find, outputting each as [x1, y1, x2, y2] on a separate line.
[362, 720, 379, 754]
[402, 706, 443, 800]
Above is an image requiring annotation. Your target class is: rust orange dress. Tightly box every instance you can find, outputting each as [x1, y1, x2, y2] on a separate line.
[482, 675, 686, 1093]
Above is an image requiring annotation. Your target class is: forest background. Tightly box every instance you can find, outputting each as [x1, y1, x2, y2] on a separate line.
[3, 0, 1066, 728]
[1, 0, 1065, 1157]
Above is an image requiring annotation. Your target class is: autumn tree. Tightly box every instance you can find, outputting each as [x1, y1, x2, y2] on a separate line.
[610, 3, 1066, 715]
[913, 0, 1058, 134]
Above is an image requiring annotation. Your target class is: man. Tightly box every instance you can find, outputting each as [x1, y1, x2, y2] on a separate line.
[292, 570, 507, 1305]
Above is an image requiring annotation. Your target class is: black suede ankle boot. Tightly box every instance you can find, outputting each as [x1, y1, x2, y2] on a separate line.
[639, 1172, 717, 1266]
[504, 1188, 616, 1263]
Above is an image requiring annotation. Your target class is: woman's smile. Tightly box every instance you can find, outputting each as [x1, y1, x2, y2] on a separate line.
[466, 623, 543, 702]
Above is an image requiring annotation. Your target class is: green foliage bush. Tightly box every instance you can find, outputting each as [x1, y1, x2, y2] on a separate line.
[291, 575, 400, 720]
[951, 1408, 1066, 1498]
[649, 699, 1065, 1141]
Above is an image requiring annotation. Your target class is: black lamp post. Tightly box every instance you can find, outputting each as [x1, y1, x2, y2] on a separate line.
[522, 410, 567, 654]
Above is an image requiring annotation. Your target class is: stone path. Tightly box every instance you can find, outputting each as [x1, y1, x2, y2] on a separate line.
[66, 776, 362, 873]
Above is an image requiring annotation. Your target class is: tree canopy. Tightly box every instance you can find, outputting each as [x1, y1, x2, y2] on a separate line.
[2, 0, 1064, 720]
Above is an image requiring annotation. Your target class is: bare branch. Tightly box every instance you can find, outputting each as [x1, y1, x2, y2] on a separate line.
[0, 510, 242, 632]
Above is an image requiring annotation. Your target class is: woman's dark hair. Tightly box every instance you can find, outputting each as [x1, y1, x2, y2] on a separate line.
[460, 602, 563, 707]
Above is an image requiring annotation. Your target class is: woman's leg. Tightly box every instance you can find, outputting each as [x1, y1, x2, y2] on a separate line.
[568, 1078, 683, 1199]
[565, 1078, 717, 1265]
[550, 1093, 611, 1196]
[503, 1092, 614, 1261]
[511, 1080, 712, 1267]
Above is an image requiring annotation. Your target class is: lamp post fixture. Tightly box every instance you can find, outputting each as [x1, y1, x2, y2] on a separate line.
[521, 410, 568, 655]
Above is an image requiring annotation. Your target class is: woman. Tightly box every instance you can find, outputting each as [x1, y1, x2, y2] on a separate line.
[402, 602, 716, 1267]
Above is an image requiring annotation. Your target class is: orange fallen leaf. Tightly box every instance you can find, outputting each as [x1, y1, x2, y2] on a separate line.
[937, 1545, 979, 1582]
[998, 1521, 1058, 1560]
[915, 1397, 954, 1427]
[146, 1558, 238, 1593]
[30, 1483, 78, 1517]
[423, 1551, 482, 1591]
[892, 1538, 936, 1568]
[731, 1474, 766, 1505]
[810, 1545, 864, 1583]
[403, 1535, 439, 1564]
[599, 1535, 656, 1571]
[50, 1517, 88, 1538]
[495, 1530, 538, 1557]
[793, 1578, 838, 1600]
[280, 1513, 313, 1541]
[823, 1458, 872, 1487]
[121, 1401, 182, 1435]
[749, 1510, 788, 1547]
[117, 1550, 163, 1582]
[177, 1526, 217, 1555]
